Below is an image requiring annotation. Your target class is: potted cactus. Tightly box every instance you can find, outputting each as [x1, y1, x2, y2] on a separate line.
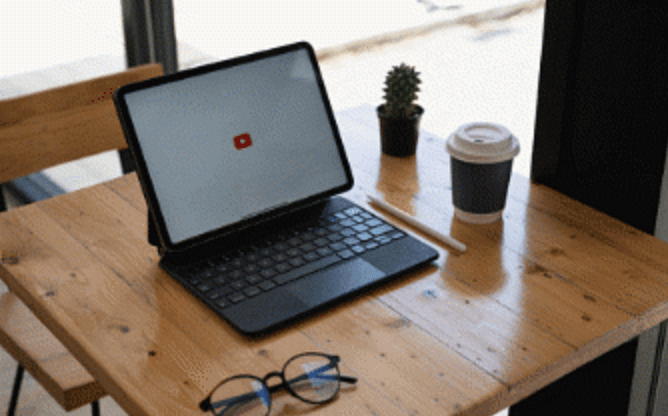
[377, 63, 423, 157]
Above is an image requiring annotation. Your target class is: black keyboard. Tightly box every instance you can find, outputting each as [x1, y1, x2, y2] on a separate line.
[174, 206, 405, 310]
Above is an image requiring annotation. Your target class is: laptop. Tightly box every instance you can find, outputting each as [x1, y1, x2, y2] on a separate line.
[113, 41, 438, 336]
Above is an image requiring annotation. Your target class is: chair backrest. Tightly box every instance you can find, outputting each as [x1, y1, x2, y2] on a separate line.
[0, 63, 163, 185]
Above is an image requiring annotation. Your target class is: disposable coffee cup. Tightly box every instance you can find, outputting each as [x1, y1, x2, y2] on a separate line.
[446, 123, 520, 224]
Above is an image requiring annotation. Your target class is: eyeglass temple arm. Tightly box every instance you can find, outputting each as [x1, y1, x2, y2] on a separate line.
[200, 363, 357, 411]
[200, 390, 260, 412]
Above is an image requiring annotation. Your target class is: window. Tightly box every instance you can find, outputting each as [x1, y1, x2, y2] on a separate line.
[172, 1, 545, 177]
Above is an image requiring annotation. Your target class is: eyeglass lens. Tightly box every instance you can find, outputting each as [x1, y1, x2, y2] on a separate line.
[284, 354, 340, 403]
[210, 377, 270, 416]
[209, 354, 340, 415]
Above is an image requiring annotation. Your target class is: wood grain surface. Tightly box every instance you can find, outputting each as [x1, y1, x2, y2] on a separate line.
[2, 104, 668, 415]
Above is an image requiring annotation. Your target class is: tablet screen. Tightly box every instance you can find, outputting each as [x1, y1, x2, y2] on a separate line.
[118, 44, 351, 247]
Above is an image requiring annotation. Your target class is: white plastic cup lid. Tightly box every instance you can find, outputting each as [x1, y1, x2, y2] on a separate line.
[446, 122, 520, 164]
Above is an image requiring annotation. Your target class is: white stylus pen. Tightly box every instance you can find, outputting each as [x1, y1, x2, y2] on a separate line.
[367, 195, 467, 253]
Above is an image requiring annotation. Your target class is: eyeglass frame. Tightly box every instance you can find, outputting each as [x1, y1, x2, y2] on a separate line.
[199, 352, 358, 414]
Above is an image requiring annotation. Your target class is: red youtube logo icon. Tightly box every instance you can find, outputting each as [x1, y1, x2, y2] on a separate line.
[233, 133, 252, 150]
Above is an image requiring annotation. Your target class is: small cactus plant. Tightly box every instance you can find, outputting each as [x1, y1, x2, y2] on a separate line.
[382, 63, 421, 118]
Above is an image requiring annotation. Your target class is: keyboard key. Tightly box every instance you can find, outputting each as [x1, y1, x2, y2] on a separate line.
[213, 276, 228, 285]
[272, 252, 288, 262]
[260, 268, 277, 279]
[272, 254, 341, 285]
[340, 228, 356, 237]
[215, 299, 229, 309]
[352, 216, 365, 223]
[317, 247, 334, 257]
[215, 263, 231, 273]
[327, 224, 343, 232]
[344, 207, 362, 216]
[245, 253, 260, 262]
[193, 269, 213, 280]
[275, 262, 292, 273]
[231, 258, 245, 268]
[377, 236, 392, 244]
[337, 249, 355, 259]
[334, 212, 347, 219]
[227, 269, 244, 280]
[314, 228, 329, 237]
[357, 232, 373, 241]
[352, 224, 369, 232]
[327, 233, 343, 242]
[351, 245, 365, 254]
[243, 286, 262, 298]
[289, 257, 306, 268]
[230, 280, 247, 291]
[286, 248, 301, 257]
[391, 232, 405, 239]
[246, 274, 263, 285]
[326, 215, 338, 223]
[187, 275, 203, 286]
[364, 242, 379, 250]
[299, 242, 316, 252]
[301, 232, 316, 241]
[197, 282, 213, 292]
[287, 237, 302, 247]
[258, 280, 276, 291]
[229, 292, 246, 303]
[258, 247, 274, 257]
[328, 242, 346, 251]
[313, 238, 329, 247]
[215, 286, 234, 296]
[244, 264, 259, 274]
[303, 252, 320, 262]
[343, 237, 361, 246]
[370, 224, 394, 236]
[340, 219, 356, 227]
[258, 258, 273, 268]
[327, 233, 343, 243]
[360, 213, 373, 219]
[272, 275, 289, 285]
[206, 289, 222, 300]
[365, 219, 383, 227]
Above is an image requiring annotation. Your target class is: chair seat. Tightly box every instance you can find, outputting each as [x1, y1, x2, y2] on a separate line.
[0, 291, 106, 411]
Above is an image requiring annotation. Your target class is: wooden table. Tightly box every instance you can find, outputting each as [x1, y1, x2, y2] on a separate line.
[2, 104, 668, 416]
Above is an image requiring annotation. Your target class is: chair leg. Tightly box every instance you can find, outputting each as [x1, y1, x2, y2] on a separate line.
[91, 400, 100, 416]
[7, 364, 25, 416]
[5, 364, 101, 416]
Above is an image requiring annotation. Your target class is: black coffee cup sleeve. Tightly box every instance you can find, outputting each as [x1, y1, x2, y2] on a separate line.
[450, 159, 513, 214]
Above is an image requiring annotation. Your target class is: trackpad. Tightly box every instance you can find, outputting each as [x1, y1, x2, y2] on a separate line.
[287, 258, 386, 306]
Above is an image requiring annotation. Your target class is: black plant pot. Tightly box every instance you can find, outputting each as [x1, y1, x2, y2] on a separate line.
[377, 104, 424, 157]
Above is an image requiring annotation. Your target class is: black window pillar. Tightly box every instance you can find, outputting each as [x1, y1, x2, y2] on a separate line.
[121, 0, 177, 74]
[120, 0, 177, 174]
[516, 1, 668, 415]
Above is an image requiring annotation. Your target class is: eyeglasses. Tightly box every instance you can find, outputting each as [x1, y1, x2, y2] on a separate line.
[199, 352, 357, 416]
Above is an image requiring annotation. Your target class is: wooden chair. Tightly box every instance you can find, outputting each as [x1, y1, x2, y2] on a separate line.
[0, 63, 163, 415]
